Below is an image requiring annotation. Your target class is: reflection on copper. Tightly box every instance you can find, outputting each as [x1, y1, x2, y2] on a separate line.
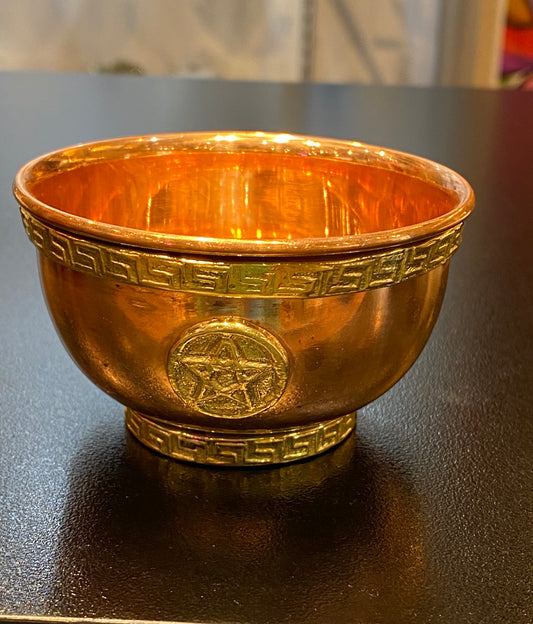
[28, 150, 459, 244]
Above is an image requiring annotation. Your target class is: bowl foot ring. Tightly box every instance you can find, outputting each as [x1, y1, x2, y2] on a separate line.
[125, 408, 356, 467]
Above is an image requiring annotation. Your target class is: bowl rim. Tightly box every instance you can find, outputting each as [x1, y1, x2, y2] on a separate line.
[13, 131, 475, 258]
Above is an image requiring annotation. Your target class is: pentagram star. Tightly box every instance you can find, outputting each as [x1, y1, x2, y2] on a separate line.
[179, 333, 276, 415]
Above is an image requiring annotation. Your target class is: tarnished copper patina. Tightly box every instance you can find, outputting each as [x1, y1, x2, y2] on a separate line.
[14, 132, 474, 466]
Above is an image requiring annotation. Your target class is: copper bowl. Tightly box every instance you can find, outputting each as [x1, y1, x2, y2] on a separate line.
[14, 132, 474, 466]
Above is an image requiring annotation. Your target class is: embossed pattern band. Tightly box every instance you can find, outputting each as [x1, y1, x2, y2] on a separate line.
[21, 208, 463, 298]
[125, 408, 357, 466]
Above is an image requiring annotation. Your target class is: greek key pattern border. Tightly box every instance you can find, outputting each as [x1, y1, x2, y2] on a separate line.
[21, 208, 462, 299]
[125, 408, 356, 466]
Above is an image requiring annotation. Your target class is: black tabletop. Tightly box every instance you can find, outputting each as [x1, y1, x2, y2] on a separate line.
[0, 72, 532, 624]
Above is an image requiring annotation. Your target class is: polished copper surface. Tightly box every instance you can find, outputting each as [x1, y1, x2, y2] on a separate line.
[14, 132, 475, 466]
[14, 132, 473, 256]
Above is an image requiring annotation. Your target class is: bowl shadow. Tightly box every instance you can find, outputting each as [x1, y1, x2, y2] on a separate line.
[46, 419, 432, 623]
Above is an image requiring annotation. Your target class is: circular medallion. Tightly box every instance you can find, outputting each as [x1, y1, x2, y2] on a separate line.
[167, 319, 289, 418]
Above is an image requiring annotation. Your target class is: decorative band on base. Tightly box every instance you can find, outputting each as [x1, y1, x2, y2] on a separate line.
[125, 408, 356, 467]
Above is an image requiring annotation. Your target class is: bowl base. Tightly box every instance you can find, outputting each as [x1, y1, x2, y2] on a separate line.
[125, 408, 356, 467]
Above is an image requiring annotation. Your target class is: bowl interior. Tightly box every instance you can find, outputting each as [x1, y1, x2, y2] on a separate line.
[16, 133, 474, 256]
[26, 152, 458, 241]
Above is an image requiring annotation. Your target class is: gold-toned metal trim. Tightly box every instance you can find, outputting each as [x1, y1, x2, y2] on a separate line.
[125, 408, 356, 466]
[167, 318, 289, 419]
[21, 207, 462, 299]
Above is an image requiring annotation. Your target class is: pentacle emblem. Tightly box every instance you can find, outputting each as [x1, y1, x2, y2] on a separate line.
[167, 319, 289, 418]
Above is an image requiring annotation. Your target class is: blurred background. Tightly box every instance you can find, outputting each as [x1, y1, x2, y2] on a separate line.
[0, 0, 532, 89]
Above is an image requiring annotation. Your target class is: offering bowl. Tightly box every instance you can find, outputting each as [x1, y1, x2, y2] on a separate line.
[14, 132, 474, 466]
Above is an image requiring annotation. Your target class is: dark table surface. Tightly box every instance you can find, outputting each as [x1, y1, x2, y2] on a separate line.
[0, 72, 532, 624]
